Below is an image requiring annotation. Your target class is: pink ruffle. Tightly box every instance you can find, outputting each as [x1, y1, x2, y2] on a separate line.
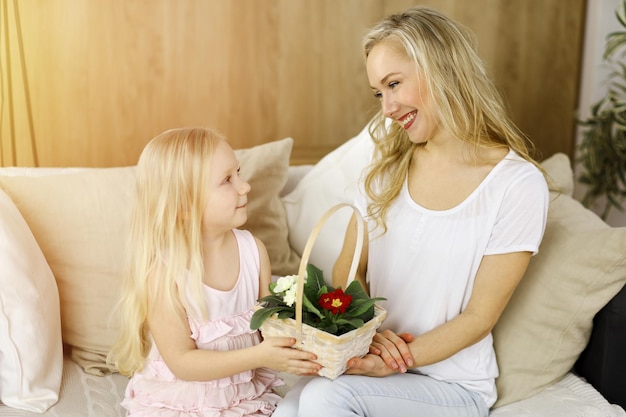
[123, 368, 282, 417]
[189, 309, 256, 346]
[124, 308, 284, 416]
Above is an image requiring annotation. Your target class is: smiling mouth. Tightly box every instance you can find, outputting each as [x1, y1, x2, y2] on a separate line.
[399, 111, 417, 128]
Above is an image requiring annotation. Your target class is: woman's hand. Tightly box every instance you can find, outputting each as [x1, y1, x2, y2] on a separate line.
[368, 331, 415, 373]
[344, 332, 415, 377]
[255, 337, 322, 376]
[344, 353, 397, 377]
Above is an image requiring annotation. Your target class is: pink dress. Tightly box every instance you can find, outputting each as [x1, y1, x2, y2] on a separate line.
[122, 229, 283, 416]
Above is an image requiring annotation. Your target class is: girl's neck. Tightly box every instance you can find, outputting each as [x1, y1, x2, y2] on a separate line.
[201, 228, 232, 251]
[201, 229, 240, 290]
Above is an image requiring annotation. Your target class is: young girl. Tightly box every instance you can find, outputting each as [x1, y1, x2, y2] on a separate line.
[108, 127, 320, 416]
[274, 6, 549, 417]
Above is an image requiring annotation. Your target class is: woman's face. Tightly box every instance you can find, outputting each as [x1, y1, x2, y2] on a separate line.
[366, 41, 437, 144]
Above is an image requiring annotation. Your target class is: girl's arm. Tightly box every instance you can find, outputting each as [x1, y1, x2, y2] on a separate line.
[148, 291, 321, 381]
[255, 237, 272, 298]
[147, 250, 322, 381]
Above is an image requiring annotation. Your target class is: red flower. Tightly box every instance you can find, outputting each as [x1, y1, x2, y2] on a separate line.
[318, 289, 353, 314]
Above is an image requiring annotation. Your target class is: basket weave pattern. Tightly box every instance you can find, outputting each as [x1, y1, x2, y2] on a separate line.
[260, 305, 386, 379]
[259, 203, 386, 379]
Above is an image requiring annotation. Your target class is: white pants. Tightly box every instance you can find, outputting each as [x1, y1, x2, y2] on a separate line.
[273, 373, 489, 417]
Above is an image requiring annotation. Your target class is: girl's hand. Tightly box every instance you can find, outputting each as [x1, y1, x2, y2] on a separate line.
[368, 330, 415, 373]
[256, 337, 322, 376]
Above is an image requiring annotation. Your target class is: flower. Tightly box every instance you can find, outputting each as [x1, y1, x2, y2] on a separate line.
[318, 289, 352, 314]
[274, 275, 299, 306]
[250, 264, 385, 336]
[274, 275, 297, 294]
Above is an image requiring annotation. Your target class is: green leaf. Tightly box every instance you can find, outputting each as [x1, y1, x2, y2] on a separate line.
[605, 32, 626, 59]
[333, 317, 365, 328]
[250, 306, 291, 330]
[322, 323, 338, 334]
[307, 264, 326, 289]
[257, 294, 288, 308]
[303, 264, 328, 305]
[346, 299, 377, 317]
[301, 293, 324, 319]
[277, 310, 294, 320]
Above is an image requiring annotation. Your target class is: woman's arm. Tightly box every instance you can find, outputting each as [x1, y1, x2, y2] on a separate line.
[411, 252, 530, 362]
[349, 250, 532, 376]
[333, 213, 368, 291]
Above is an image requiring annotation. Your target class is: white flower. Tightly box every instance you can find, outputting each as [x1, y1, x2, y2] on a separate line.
[274, 275, 297, 293]
[283, 286, 298, 307]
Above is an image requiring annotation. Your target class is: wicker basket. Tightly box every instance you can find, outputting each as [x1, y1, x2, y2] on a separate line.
[258, 203, 386, 379]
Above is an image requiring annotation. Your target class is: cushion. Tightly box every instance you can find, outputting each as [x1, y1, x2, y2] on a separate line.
[488, 373, 625, 417]
[0, 166, 136, 375]
[281, 123, 374, 277]
[0, 189, 63, 412]
[0, 137, 299, 375]
[540, 152, 574, 197]
[574, 282, 626, 409]
[492, 157, 626, 406]
[237, 138, 301, 276]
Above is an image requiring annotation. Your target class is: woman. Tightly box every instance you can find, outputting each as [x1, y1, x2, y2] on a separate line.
[274, 6, 549, 416]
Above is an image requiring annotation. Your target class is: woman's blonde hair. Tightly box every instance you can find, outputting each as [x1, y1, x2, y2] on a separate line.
[108, 127, 223, 376]
[362, 6, 544, 230]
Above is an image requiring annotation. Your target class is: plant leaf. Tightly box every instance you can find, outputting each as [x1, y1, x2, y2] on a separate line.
[301, 293, 324, 319]
[250, 306, 291, 330]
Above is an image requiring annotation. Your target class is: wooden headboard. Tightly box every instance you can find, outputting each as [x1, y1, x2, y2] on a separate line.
[0, 0, 585, 167]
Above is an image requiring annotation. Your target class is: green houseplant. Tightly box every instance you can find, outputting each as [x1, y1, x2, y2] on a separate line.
[250, 264, 385, 336]
[250, 263, 387, 379]
[577, 0, 626, 219]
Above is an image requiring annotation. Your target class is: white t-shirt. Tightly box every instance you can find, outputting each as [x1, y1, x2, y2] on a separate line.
[355, 150, 549, 407]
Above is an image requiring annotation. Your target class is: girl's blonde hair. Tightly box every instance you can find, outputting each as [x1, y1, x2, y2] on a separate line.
[108, 127, 223, 376]
[362, 6, 544, 230]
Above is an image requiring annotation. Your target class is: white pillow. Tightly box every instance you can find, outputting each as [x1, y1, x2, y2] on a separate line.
[0, 189, 63, 412]
[281, 123, 374, 279]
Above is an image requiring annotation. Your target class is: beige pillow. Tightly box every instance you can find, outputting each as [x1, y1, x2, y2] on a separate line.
[492, 156, 626, 407]
[236, 138, 301, 276]
[0, 137, 299, 375]
[540, 152, 574, 197]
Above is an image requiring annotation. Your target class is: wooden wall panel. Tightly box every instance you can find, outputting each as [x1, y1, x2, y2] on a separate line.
[380, 0, 587, 160]
[0, 0, 585, 167]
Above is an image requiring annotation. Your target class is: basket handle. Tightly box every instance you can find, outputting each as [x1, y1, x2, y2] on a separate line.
[294, 203, 365, 339]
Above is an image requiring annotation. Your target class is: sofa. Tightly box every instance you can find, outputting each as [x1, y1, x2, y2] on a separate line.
[0, 124, 625, 416]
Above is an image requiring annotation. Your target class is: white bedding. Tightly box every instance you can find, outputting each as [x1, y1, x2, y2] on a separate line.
[489, 373, 626, 417]
[0, 356, 127, 417]
[2, 357, 620, 417]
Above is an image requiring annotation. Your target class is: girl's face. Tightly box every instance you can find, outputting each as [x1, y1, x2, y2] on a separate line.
[366, 41, 437, 144]
[202, 139, 251, 234]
